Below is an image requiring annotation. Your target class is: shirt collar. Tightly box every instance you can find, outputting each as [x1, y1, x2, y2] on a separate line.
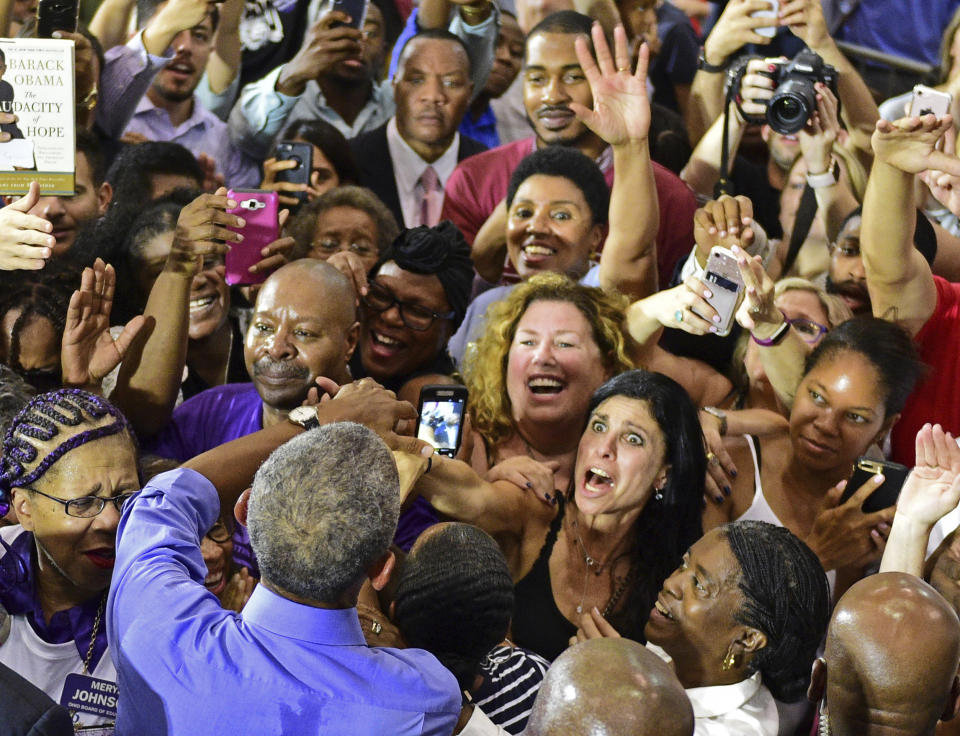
[241, 583, 366, 646]
[134, 94, 217, 132]
[386, 117, 460, 199]
[685, 670, 764, 718]
[0, 529, 109, 669]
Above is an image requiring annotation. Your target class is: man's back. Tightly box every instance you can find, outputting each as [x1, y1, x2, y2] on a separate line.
[109, 468, 461, 736]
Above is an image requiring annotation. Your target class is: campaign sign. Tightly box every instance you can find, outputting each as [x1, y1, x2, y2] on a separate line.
[59, 673, 119, 719]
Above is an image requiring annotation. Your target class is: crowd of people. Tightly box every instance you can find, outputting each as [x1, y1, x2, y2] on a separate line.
[1, 0, 960, 734]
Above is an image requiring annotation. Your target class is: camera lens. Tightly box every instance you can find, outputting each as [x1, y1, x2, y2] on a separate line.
[767, 78, 816, 134]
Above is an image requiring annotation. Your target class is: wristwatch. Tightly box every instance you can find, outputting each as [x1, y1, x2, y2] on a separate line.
[698, 47, 728, 73]
[806, 158, 840, 189]
[701, 406, 728, 436]
[288, 405, 320, 430]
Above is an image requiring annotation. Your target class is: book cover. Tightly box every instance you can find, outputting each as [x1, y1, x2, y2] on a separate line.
[0, 37, 75, 195]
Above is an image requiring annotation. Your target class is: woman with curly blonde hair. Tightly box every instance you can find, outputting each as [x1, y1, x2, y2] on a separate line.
[462, 274, 636, 492]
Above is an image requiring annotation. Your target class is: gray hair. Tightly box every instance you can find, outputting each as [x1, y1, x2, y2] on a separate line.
[246, 422, 400, 603]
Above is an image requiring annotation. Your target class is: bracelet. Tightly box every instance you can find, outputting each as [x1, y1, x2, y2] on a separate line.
[805, 158, 840, 189]
[701, 406, 728, 436]
[698, 47, 728, 73]
[751, 319, 791, 346]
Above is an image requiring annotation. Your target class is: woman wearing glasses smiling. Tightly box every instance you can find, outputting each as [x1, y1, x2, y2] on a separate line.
[0, 389, 138, 730]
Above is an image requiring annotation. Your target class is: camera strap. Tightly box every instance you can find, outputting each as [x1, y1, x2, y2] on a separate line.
[782, 182, 818, 275]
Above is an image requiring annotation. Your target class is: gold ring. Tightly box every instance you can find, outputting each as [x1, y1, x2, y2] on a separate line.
[617, 66, 629, 72]
[706, 451, 718, 464]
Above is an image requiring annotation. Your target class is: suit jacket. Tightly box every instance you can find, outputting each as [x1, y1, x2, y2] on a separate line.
[349, 122, 487, 228]
[0, 663, 74, 736]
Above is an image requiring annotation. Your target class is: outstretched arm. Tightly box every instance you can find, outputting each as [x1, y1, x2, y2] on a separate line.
[576, 25, 658, 299]
[862, 115, 960, 335]
[881, 424, 960, 576]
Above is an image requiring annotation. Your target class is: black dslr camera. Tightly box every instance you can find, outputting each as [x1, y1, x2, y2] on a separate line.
[766, 48, 839, 134]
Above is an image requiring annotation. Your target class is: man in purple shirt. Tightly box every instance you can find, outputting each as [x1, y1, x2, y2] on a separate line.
[122, 0, 259, 187]
[146, 259, 439, 553]
[111, 419, 461, 735]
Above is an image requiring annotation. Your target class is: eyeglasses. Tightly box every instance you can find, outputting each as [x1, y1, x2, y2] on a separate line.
[361, 282, 455, 331]
[787, 318, 828, 344]
[25, 486, 137, 518]
[205, 519, 233, 543]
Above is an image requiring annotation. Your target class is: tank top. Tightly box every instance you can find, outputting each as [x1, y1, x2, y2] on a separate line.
[511, 499, 575, 662]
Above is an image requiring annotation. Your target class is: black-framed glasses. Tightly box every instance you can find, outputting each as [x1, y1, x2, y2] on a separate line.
[205, 519, 234, 543]
[787, 318, 828, 344]
[25, 486, 137, 518]
[362, 281, 455, 331]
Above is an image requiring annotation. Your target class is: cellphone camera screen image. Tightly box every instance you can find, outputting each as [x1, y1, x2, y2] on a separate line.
[418, 399, 464, 453]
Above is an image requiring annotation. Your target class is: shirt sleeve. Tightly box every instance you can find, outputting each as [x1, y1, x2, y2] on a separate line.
[107, 468, 227, 656]
[448, 5, 498, 100]
[228, 65, 301, 160]
[97, 30, 172, 140]
[196, 71, 241, 121]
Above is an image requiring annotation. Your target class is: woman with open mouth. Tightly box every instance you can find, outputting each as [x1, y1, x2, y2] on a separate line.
[398, 367, 705, 661]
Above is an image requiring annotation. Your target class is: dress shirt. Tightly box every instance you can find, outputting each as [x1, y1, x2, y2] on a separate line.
[646, 644, 778, 736]
[385, 118, 460, 228]
[97, 30, 172, 140]
[125, 96, 260, 188]
[108, 468, 461, 736]
[229, 68, 395, 159]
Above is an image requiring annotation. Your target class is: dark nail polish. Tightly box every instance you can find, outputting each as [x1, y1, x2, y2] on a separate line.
[715, 495, 725, 503]
[730, 469, 738, 478]
[526, 482, 533, 488]
[723, 485, 732, 496]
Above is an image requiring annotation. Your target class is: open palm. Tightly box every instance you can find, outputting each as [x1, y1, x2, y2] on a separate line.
[898, 424, 960, 527]
[872, 115, 960, 176]
[61, 259, 145, 388]
[569, 23, 651, 147]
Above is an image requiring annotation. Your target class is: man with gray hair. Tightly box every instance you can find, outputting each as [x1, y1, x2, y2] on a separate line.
[110, 417, 461, 735]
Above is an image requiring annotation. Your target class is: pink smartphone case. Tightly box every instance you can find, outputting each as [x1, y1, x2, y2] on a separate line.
[225, 189, 279, 285]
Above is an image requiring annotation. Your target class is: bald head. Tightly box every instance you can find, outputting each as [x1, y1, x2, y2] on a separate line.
[822, 572, 960, 736]
[525, 639, 693, 736]
[244, 259, 359, 411]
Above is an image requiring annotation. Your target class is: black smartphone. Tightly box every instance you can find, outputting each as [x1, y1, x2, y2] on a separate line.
[331, 0, 368, 28]
[841, 457, 910, 513]
[416, 384, 468, 458]
[36, 0, 78, 37]
[273, 140, 313, 213]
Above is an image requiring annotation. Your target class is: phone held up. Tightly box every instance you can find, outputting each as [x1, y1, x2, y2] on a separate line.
[36, 0, 78, 37]
[909, 84, 953, 118]
[694, 247, 745, 338]
[331, 0, 368, 28]
[273, 141, 313, 214]
[840, 457, 910, 514]
[225, 189, 280, 286]
[416, 384, 468, 458]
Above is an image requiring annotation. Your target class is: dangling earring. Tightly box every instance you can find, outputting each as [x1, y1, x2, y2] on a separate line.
[721, 648, 740, 672]
[653, 481, 664, 502]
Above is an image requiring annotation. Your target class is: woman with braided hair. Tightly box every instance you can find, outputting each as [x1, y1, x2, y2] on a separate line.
[0, 389, 138, 730]
[577, 519, 831, 735]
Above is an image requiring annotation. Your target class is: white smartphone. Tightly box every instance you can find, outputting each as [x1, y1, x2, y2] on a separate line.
[751, 0, 778, 39]
[909, 84, 953, 118]
[695, 247, 745, 337]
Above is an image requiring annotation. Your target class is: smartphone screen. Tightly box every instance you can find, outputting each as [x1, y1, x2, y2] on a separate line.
[417, 392, 466, 457]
